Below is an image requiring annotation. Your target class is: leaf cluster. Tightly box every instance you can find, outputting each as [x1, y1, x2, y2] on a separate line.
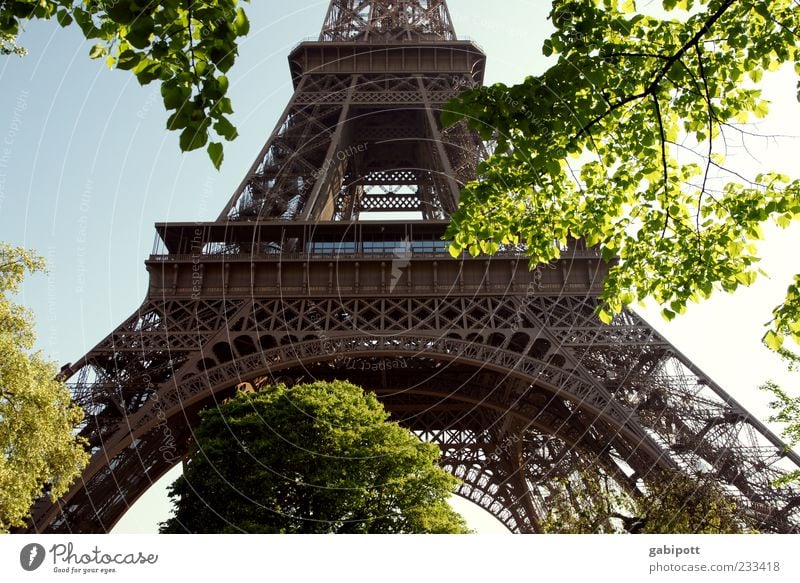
[443, 0, 800, 348]
[762, 380, 800, 486]
[636, 469, 748, 534]
[542, 466, 750, 534]
[0, 244, 89, 532]
[1, 1, 251, 167]
[160, 381, 470, 533]
[1, 30, 26, 55]
[541, 469, 636, 533]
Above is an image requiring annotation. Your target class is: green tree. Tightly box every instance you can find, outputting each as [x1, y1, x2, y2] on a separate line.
[0, 244, 89, 532]
[541, 469, 635, 534]
[160, 381, 470, 533]
[636, 470, 749, 533]
[443, 0, 800, 354]
[542, 468, 749, 534]
[1, 1, 251, 167]
[763, 369, 800, 486]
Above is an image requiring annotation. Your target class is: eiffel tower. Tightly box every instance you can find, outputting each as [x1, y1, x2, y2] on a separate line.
[25, 0, 800, 533]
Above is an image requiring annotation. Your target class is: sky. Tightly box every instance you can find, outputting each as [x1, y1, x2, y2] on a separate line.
[1, 0, 799, 534]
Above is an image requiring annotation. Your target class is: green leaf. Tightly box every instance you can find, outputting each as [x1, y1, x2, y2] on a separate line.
[127, 22, 154, 50]
[207, 142, 224, 170]
[89, 44, 105, 59]
[232, 8, 250, 36]
[748, 68, 763, 83]
[764, 330, 785, 351]
[73, 9, 98, 37]
[213, 116, 239, 141]
[217, 75, 229, 95]
[180, 124, 209, 152]
[215, 51, 236, 73]
[116, 50, 141, 71]
[483, 240, 500, 255]
[167, 108, 191, 130]
[440, 106, 463, 128]
[56, 9, 73, 28]
[776, 214, 793, 229]
[216, 97, 234, 115]
[162, 83, 191, 110]
[133, 60, 163, 85]
[105, 2, 136, 25]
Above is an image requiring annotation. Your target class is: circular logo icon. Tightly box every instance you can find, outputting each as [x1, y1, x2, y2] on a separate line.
[20, 543, 46, 571]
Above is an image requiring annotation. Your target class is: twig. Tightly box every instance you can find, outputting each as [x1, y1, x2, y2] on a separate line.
[720, 122, 799, 140]
[695, 43, 715, 240]
[601, 51, 673, 61]
[186, 0, 198, 85]
[652, 94, 671, 240]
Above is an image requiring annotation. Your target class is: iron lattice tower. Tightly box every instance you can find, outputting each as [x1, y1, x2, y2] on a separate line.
[26, 0, 800, 533]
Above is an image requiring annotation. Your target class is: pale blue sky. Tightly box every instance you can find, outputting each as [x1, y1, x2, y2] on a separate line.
[2, 1, 799, 533]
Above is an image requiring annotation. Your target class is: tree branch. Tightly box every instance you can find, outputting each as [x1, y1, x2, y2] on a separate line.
[601, 51, 673, 61]
[720, 121, 799, 140]
[645, 0, 737, 96]
[652, 93, 671, 239]
[751, 2, 800, 41]
[186, 0, 198, 85]
[573, 0, 738, 143]
[574, 90, 649, 141]
[695, 43, 715, 241]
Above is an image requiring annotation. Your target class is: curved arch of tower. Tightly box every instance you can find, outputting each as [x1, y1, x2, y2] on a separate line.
[23, 0, 800, 533]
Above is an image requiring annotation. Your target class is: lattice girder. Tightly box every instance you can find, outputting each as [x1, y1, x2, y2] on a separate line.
[29, 255, 800, 533]
[221, 44, 484, 221]
[34, 342, 657, 532]
[28, 290, 800, 532]
[320, 0, 456, 41]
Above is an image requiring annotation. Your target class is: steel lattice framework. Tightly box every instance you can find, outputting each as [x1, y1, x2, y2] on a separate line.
[320, 0, 456, 41]
[22, 0, 800, 533]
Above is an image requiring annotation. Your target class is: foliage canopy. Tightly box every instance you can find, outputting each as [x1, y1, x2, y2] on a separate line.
[444, 0, 800, 354]
[763, 376, 800, 487]
[0, 244, 89, 532]
[160, 381, 470, 533]
[542, 467, 750, 534]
